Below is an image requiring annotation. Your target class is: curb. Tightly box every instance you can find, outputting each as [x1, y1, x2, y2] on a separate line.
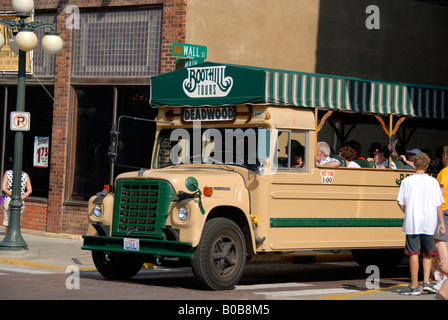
[0, 226, 82, 241]
[0, 256, 95, 271]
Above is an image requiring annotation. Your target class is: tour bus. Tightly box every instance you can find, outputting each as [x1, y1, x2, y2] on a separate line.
[82, 62, 448, 290]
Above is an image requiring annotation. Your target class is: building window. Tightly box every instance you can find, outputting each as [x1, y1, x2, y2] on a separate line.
[33, 13, 57, 76]
[72, 8, 163, 78]
[71, 86, 157, 201]
[0, 86, 54, 198]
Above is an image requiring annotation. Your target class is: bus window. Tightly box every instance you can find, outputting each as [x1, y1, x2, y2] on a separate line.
[275, 130, 308, 170]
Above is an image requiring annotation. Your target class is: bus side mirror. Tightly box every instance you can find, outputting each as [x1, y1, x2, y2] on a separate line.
[257, 128, 270, 162]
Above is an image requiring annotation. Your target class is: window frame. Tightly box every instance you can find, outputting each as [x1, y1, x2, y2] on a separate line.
[275, 129, 309, 172]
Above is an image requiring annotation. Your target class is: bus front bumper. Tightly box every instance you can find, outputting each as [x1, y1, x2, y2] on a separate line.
[82, 235, 194, 258]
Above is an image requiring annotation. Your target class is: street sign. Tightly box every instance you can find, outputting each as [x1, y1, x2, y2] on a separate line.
[172, 42, 207, 59]
[175, 58, 204, 70]
[10, 111, 30, 131]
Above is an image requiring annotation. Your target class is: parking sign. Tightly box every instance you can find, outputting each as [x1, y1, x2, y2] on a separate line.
[10, 112, 30, 131]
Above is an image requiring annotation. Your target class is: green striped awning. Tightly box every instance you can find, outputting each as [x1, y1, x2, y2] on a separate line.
[150, 62, 448, 119]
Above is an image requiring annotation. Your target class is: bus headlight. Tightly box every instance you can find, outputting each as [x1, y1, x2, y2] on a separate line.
[93, 204, 102, 218]
[177, 206, 189, 222]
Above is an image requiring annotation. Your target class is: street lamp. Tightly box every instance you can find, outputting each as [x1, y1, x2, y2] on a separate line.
[0, 0, 62, 250]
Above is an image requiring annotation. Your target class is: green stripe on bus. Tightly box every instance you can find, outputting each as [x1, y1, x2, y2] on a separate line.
[270, 218, 404, 228]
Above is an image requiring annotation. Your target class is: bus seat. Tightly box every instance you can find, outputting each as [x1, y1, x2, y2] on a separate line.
[353, 159, 377, 168]
[330, 155, 346, 167]
[392, 159, 404, 169]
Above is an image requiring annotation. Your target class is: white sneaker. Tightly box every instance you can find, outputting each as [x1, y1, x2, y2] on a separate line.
[434, 276, 447, 291]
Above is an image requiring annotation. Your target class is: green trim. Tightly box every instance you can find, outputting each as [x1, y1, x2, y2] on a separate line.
[82, 235, 193, 258]
[270, 218, 404, 228]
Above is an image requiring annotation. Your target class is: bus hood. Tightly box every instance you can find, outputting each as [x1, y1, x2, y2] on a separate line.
[115, 167, 248, 195]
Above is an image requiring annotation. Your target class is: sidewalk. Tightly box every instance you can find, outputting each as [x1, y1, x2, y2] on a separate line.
[0, 227, 95, 272]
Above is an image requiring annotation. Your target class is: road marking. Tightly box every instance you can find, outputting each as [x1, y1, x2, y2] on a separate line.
[235, 282, 314, 290]
[0, 257, 95, 271]
[319, 283, 409, 300]
[0, 264, 56, 274]
[255, 288, 360, 298]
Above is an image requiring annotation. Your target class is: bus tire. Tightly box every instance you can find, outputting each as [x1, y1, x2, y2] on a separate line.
[191, 217, 247, 291]
[92, 250, 143, 280]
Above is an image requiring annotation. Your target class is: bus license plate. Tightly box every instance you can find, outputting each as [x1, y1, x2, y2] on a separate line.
[123, 238, 140, 251]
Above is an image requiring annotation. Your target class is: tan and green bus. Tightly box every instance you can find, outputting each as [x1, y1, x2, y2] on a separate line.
[82, 62, 448, 290]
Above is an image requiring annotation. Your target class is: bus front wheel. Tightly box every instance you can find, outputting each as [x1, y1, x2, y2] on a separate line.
[92, 250, 143, 280]
[191, 218, 247, 291]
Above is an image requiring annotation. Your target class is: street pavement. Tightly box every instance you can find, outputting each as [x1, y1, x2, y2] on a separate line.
[0, 227, 440, 301]
[0, 227, 95, 273]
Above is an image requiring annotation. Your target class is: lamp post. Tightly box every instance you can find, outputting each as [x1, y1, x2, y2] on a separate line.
[0, 0, 63, 250]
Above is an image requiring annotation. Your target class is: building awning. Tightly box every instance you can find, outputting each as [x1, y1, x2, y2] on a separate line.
[150, 62, 448, 119]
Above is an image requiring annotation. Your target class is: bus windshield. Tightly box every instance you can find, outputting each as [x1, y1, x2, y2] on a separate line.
[154, 127, 263, 170]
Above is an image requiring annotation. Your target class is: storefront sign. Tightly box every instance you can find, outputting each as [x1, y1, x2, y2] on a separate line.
[183, 65, 234, 98]
[33, 136, 49, 168]
[0, 14, 32, 72]
[183, 107, 235, 122]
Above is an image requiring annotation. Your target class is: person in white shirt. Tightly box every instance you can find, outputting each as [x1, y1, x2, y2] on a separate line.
[396, 152, 445, 296]
[316, 141, 340, 168]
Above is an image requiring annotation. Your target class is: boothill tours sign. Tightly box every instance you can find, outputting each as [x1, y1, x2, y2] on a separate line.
[149, 62, 266, 107]
[183, 65, 233, 98]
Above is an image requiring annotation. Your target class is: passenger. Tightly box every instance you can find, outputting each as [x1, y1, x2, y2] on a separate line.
[367, 142, 396, 169]
[345, 140, 365, 160]
[400, 148, 422, 170]
[316, 141, 340, 168]
[291, 140, 305, 168]
[339, 146, 361, 168]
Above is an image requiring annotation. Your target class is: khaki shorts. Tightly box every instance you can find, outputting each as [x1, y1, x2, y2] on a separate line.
[2, 197, 24, 227]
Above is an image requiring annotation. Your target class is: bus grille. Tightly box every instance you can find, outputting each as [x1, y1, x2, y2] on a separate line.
[112, 179, 176, 238]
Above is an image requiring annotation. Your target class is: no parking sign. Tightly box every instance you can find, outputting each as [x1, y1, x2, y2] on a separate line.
[10, 112, 30, 131]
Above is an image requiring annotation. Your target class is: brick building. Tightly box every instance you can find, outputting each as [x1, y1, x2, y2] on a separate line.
[0, 0, 186, 235]
[0, 0, 447, 236]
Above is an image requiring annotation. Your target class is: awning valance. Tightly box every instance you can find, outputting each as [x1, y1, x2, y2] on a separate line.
[150, 62, 448, 119]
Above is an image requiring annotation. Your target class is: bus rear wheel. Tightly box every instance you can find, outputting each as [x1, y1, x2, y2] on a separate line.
[191, 218, 247, 290]
[92, 250, 143, 280]
[351, 248, 404, 272]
